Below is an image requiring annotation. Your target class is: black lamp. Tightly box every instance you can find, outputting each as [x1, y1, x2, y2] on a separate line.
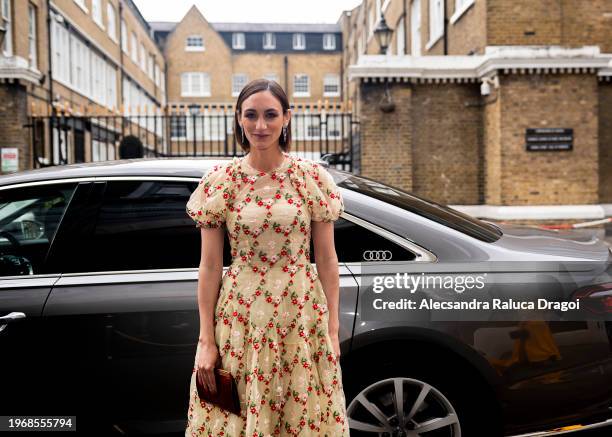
[374, 14, 393, 54]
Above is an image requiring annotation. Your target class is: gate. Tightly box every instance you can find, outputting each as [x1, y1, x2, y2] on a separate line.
[29, 103, 359, 173]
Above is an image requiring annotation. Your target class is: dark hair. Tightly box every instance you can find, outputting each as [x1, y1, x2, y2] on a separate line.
[119, 135, 144, 158]
[234, 78, 292, 153]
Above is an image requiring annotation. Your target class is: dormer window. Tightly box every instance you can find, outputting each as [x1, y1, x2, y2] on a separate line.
[232, 33, 245, 49]
[263, 32, 276, 50]
[292, 33, 305, 50]
[323, 33, 336, 50]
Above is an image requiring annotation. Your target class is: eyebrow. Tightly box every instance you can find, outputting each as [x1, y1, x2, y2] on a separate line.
[243, 108, 280, 112]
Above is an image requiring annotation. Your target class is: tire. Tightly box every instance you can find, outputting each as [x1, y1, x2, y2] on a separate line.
[343, 355, 503, 437]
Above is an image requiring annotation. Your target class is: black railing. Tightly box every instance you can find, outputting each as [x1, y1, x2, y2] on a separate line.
[29, 104, 359, 173]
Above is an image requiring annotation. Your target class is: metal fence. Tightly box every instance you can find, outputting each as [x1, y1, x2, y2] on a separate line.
[29, 103, 359, 172]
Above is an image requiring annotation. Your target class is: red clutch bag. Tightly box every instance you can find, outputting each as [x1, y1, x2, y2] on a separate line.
[196, 367, 241, 416]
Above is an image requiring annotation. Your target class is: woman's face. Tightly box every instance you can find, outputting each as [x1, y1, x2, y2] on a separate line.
[238, 90, 291, 152]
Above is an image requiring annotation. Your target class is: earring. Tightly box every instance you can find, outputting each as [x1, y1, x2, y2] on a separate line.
[282, 125, 287, 144]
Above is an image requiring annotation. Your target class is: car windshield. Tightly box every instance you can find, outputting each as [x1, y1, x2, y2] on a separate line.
[330, 170, 503, 243]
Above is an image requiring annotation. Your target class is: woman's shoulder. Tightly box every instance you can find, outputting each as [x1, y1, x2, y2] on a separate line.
[200, 157, 241, 183]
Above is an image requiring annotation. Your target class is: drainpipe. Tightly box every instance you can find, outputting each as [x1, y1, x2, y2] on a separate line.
[46, 0, 54, 114]
[118, 1, 124, 106]
[443, 0, 448, 55]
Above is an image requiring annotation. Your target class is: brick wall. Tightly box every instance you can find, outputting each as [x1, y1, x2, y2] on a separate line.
[0, 84, 30, 173]
[599, 82, 612, 202]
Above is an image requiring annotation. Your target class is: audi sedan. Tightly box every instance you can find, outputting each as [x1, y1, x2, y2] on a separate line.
[1, 158, 612, 437]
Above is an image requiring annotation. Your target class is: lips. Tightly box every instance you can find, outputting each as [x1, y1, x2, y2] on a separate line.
[253, 134, 270, 139]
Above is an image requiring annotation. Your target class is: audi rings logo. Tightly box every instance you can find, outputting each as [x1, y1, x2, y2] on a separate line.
[362, 250, 393, 261]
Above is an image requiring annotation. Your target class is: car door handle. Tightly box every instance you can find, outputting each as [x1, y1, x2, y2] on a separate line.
[0, 312, 26, 333]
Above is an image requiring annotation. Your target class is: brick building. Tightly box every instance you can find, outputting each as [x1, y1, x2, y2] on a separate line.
[0, 0, 166, 169]
[340, 0, 612, 208]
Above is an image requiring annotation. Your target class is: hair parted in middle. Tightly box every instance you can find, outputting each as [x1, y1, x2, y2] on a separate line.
[234, 78, 292, 153]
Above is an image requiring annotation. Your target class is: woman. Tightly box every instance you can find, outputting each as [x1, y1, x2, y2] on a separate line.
[185, 79, 350, 436]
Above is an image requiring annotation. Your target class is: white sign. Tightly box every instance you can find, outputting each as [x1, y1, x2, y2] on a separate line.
[1, 148, 19, 173]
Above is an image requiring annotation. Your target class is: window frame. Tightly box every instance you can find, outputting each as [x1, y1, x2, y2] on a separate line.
[106, 2, 117, 42]
[120, 19, 128, 53]
[292, 33, 305, 50]
[293, 73, 310, 97]
[323, 74, 340, 97]
[322, 33, 336, 50]
[28, 4, 38, 69]
[232, 32, 245, 49]
[1, 0, 12, 56]
[426, 0, 444, 50]
[181, 72, 211, 97]
[185, 35, 205, 51]
[130, 32, 138, 63]
[450, 0, 475, 24]
[91, 0, 104, 29]
[263, 32, 276, 50]
[232, 73, 248, 97]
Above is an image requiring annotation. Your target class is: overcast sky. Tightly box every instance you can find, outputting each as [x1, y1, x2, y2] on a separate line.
[132, 0, 362, 23]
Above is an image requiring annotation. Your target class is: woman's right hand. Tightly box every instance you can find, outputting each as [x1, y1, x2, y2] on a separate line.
[197, 341, 221, 395]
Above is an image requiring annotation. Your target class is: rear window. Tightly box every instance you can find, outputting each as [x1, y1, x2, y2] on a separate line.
[331, 171, 503, 243]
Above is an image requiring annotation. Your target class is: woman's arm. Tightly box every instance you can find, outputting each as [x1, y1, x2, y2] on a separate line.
[197, 226, 225, 345]
[312, 221, 341, 353]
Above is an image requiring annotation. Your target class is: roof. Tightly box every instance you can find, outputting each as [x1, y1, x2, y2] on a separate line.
[149, 21, 341, 34]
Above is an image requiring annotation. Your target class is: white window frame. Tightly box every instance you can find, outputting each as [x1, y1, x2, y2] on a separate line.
[181, 72, 211, 97]
[450, 0, 475, 24]
[322, 33, 335, 50]
[185, 108, 227, 142]
[232, 32, 245, 49]
[263, 32, 276, 50]
[28, 4, 38, 69]
[130, 32, 138, 63]
[292, 33, 305, 50]
[396, 16, 405, 55]
[139, 42, 146, 71]
[185, 35, 204, 51]
[73, 0, 88, 13]
[92, 0, 104, 29]
[232, 74, 248, 97]
[293, 74, 310, 97]
[426, 0, 444, 50]
[383, 0, 392, 11]
[411, 0, 421, 56]
[1, 0, 12, 56]
[147, 53, 154, 80]
[121, 19, 128, 53]
[368, 7, 376, 37]
[154, 64, 160, 87]
[106, 3, 117, 42]
[323, 74, 340, 97]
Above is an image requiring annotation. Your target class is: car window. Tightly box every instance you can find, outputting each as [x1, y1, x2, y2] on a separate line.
[0, 183, 77, 276]
[331, 171, 503, 243]
[310, 217, 416, 263]
[63, 180, 232, 274]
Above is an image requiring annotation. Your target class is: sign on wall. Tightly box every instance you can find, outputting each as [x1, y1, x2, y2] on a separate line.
[525, 128, 573, 151]
[1, 148, 19, 173]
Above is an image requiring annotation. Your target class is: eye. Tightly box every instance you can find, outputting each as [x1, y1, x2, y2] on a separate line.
[266, 112, 278, 119]
[245, 113, 256, 119]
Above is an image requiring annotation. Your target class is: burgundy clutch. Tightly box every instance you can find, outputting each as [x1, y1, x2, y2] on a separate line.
[196, 367, 241, 415]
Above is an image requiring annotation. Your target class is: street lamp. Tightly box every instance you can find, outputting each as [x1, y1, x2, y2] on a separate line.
[374, 14, 393, 54]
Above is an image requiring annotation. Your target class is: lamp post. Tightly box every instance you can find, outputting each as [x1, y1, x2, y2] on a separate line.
[374, 14, 393, 55]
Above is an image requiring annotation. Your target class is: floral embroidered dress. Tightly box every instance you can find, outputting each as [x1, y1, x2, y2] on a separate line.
[185, 152, 350, 437]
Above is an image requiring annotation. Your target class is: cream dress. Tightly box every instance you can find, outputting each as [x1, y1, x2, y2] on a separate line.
[185, 152, 350, 437]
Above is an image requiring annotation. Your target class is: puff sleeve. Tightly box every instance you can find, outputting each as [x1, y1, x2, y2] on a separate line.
[186, 163, 231, 228]
[304, 161, 345, 222]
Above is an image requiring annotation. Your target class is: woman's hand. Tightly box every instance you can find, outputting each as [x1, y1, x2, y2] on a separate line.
[329, 329, 341, 361]
[197, 341, 221, 395]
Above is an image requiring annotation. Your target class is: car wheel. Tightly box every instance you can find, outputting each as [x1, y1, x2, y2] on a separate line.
[344, 360, 502, 437]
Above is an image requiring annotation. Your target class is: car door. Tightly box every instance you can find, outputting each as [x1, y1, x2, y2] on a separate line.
[0, 181, 82, 415]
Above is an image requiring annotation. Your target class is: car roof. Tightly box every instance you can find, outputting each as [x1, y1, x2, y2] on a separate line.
[0, 158, 234, 187]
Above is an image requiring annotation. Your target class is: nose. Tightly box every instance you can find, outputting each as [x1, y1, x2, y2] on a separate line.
[255, 116, 267, 130]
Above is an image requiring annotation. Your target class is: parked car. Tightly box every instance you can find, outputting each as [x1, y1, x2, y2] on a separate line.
[1, 158, 611, 436]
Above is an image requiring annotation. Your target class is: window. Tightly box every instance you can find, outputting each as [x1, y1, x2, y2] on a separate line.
[130, 32, 138, 63]
[264, 73, 279, 83]
[292, 114, 343, 141]
[28, 5, 37, 69]
[451, 0, 475, 23]
[322, 33, 336, 50]
[106, 3, 116, 41]
[427, 0, 444, 49]
[396, 16, 405, 55]
[147, 53, 154, 79]
[263, 32, 275, 49]
[232, 32, 245, 49]
[0, 183, 77, 276]
[185, 35, 204, 51]
[73, 0, 88, 12]
[411, 0, 421, 56]
[312, 218, 416, 263]
[139, 42, 146, 71]
[292, 33, 305, 50]
[369, 8, 375, 36]
[121, 19, 128, 53]
[337, 174, 503, 242]
[293, 74, 310, 97]
[51, 20, 70, 83]
[70, 34, 91, 96]
[323, 74, 340, 97]
[181, 72, 210, 97]
[154, 64, 160, 87]
[170, 115, 187, 139]
[232, 74, 248, 96]
[92, 0, 103, 28]
[1, 0, 12, 56]
[61, 181, 208, 273]
[184, 107, 228, 142]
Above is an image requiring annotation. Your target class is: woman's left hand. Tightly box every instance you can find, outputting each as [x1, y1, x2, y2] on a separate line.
[329, 330, 341, 361]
